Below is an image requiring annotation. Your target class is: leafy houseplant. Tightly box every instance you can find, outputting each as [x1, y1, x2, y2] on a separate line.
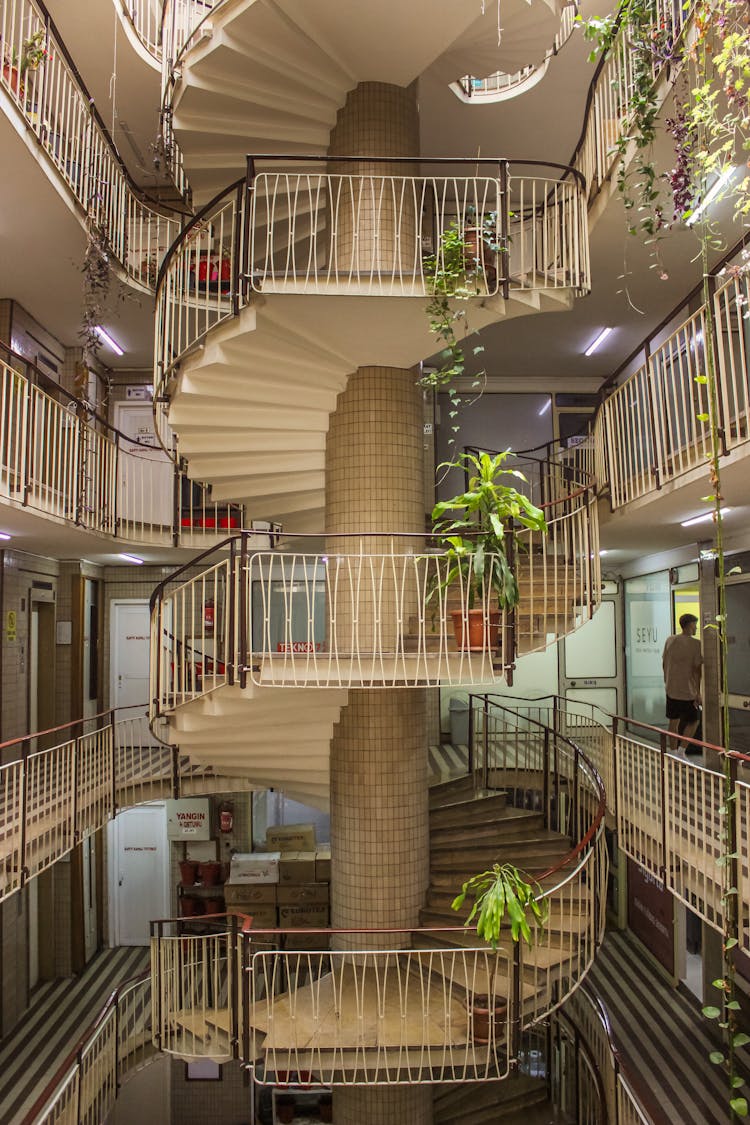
[430, 449, 547, 651]
[2, 29, 47, 99]
[452, 863, 547, 1043]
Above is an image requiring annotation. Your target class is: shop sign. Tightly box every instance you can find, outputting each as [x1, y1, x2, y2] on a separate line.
[627, 858, 674, 974]
[166, 798, 210, 840]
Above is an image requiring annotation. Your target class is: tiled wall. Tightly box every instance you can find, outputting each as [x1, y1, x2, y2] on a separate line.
[335, 1084, 433, 1125]
[170, 1058, 250, 1123]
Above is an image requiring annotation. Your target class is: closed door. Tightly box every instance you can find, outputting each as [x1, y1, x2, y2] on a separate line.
[109, 806, 168, 946]
[114, 403, 172, 527]
[560, 586, 622, 723]
[111, 600, 154, 745]
[82, 835, 98, 963]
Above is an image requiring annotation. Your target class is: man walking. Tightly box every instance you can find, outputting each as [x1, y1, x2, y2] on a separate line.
[662, 613, 703, 754]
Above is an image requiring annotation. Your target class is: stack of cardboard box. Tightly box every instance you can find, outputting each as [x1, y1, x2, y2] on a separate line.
[224, 824, 331, 944]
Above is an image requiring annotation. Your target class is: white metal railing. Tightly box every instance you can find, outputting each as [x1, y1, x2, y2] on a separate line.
[0, 0, 181, 289]
[30, 973, 152, 1125]
[572, 0, 696, 199]
[154, 160, 590, 397]
[118, 0, 162, 59]
[456, 2, 579, 103]
[598, 269, 750, 509]
[150, 499, 600, 705]
[0, 707, 253, 906]
[0, 353, 245, 545]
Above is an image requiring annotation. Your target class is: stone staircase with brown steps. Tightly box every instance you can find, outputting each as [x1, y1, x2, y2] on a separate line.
[434, 1072, 569, 1124]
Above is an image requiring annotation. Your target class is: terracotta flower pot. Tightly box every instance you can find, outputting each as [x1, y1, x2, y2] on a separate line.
[179, 859, 199, 885]
[180, 896, 203, 918]
[199, 861, 222, 887]
[451, 608, 501, 652]
[469, 994, 507, 1044]
[204, 897, 224, 915]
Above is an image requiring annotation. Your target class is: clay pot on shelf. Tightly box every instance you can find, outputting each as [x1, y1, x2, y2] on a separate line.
[450, 608, 501, 652]
[180, 896, 203, 918]
[199, 861, 222, 887]
[204, 897, 224, 916]
[179, 859, 199, 885]
[469, 994, 507, 1044]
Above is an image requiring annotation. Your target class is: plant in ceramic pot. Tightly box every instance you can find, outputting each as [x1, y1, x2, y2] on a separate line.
[2, 29, 47, 99]
[429, 449, 547, 651]
[452, 862, 547, 1044]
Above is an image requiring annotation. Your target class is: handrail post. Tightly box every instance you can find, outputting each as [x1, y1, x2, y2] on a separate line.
[172, 458, 181, 547]
[611, 716, 618, 822]
[499, 160, 510, 300]
[230, 913, 240, 1056]
[243, 158, 255, 296]
[570, 742, 579, 847]
[542, 727, 550, 831]
[152, 920, 163, 1052]
[172, 746, 180, 800]
[239, 532, 249, 689]
[242, 931, 251, 1066]
[644, 342, 663, 491]
[467, 693, 474, 777]
[71, 721, 81, 845]
[482, 694, 490, 790]
[659, 729, 668, 890]
[19, 738, 30, 888]
[110, 708, 118, 818]
[510, 941, 522, 1064]
[227, 537, 237, 688]
[232, 180, 243, 316]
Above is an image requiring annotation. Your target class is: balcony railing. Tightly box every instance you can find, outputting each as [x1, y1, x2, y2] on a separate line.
[149, 490, 600, 707]
[0, 705, 253, 906]
[595, 267, 750, 509]
[150, 702, 606, 1083]
[154, 155, 590, 399]
[0, 0, 183, 288]
[455, 2, 579, 104]
[0, 347, 245, 546]
[486, 692, 750, 958]
[24, 971, 152, 1125]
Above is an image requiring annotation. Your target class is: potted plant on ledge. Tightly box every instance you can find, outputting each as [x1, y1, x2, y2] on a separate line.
[430, 449, 547, 651]
[452, 862, 547, 1043]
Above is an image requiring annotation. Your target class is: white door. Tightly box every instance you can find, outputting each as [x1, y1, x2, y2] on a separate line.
[114, 403, 172, 528]
[111, 600, 154, 745]
[82, 835, 98, 963]
[108, 805, 169, 946]
[561, 586, 622, 724]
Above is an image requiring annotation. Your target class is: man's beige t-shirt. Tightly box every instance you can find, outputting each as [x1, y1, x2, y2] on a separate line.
[662, 634, 702, 700]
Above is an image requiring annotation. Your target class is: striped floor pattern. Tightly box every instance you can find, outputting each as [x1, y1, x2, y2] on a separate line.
[588, 930, 744, 1125]
[0, 945, 150, 1124]
[429, 742, 468, 781]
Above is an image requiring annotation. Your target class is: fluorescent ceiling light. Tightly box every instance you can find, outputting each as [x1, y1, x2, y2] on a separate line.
[538, 398, 552, 416]
[686, 166, 735, 226]
[0, 532, 11, 541]
[584, 327, 612, 357]
[681, 507, 730, 528]
[119, 552, 144, 564]
[95, 326, 124, 356]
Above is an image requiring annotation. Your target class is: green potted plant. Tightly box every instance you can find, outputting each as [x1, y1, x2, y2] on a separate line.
[429, 449, 547, 651]
[2, 29, 46, 99]
[452, 862, 547, 1043]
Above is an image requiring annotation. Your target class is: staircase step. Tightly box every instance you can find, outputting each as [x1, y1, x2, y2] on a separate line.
[428, 774, 478, 809]
[434, 1075, 550, 1124]
[430, 807, 541, 839]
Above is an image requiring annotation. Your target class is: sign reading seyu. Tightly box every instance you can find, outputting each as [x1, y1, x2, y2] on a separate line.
[166, 798, 211, 840]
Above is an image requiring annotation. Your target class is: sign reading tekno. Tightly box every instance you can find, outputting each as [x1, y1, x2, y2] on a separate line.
[166, 798, 211, 841]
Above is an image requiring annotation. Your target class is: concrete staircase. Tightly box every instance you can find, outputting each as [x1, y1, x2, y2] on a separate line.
[434, 1073, 568, 1124]
[168, 0, 562, 205]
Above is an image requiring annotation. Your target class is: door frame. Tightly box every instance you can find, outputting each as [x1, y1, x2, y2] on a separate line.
[110, 598, 151, 716]
[107, 804, 170, 947]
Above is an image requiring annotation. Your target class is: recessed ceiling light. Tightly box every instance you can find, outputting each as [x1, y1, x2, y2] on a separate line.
[538, 398, 552, 416]
[95, 326, 125, 356]
[686, 166, 735, 226]
[0, 532, 11, 540]
[119, 553, 144, 564]
[681, 508, 730, 528]
[584, 327, 612, 357]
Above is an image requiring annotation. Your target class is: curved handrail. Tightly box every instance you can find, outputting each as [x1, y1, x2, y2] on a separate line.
[0, 0, 186, 292]
[455, 1, 579, 104]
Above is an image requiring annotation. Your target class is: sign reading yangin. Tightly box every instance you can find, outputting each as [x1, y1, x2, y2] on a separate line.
[166, 799, 211, 840]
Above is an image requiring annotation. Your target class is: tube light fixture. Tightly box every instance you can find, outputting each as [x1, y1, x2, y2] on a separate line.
[538, 397, 552, 416]
[95, 326, 125, 356]
[119, 552, 144, 564]
[584, 327, 612, 357]
[681, 508, 730, 528]
[686, 166, 735, 226]
[0, 532, 11, 541]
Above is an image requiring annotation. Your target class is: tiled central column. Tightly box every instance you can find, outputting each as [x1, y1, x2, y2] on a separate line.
[325, 84, 433, 1125]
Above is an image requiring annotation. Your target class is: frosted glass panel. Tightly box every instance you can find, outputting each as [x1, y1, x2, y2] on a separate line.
[625, 572, 671, 731]
[726, 584, 750, 697]
[564, 601, 616, 678]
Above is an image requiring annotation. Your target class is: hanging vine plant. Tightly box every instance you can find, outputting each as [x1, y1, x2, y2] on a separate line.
[79, 219, 113, 380]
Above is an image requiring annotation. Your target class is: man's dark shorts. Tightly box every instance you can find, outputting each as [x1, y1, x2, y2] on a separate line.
[666, 696, 700, 722]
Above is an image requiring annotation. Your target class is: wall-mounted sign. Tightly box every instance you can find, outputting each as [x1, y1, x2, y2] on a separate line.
[627, 858, 674, 975]
[126, 385, 153, 401]
[6, 610, 16, 641]
[166, 799, 211, 840]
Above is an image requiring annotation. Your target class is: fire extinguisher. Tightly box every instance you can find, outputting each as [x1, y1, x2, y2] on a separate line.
[219, 802, 234, 833]
[204, 598, 214, 633]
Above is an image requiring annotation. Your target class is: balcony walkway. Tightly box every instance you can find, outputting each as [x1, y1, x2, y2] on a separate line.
[588, 930, 748, 1125]
[0, 945, 150, 1124]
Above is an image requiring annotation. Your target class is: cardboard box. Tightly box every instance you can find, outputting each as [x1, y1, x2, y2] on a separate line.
[243, 906, 278, 929]
[279, 851, 317, 884]
[283, 931, 330, 951]
[266, 823, 317, 853]
[315, 847, 331, 882]
[224, 882, 277, 906]
[278, 904, 329, 928]
[228, 852, 281, 884]
[276, 883, 330, 906]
